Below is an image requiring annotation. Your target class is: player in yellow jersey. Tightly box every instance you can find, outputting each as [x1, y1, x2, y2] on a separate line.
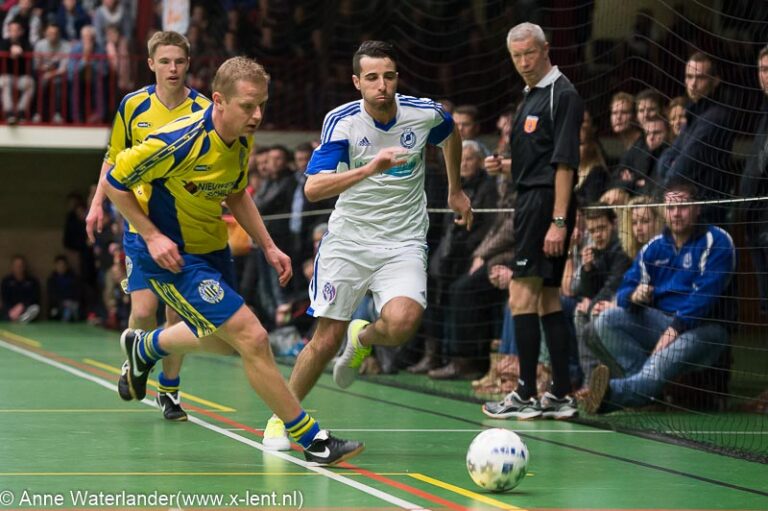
[103, 57, 364, 466]
[86, 31, 209, 421]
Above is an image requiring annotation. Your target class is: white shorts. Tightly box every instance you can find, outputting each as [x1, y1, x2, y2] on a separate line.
[307, 232, 428, 321]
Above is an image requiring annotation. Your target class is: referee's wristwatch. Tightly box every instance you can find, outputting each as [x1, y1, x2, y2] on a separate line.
[552, 216, 566, 228]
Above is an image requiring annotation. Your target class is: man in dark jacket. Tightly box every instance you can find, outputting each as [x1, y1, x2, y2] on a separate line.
[1, 255, 40, 322]
[660, 53, 734, 225]
[740, 45, 768, 314]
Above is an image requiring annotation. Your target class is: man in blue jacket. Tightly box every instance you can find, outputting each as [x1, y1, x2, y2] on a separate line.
[584, 179, 735, 413]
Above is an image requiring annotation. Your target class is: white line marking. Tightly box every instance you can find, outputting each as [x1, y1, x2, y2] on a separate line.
[0, 339, 430, 511]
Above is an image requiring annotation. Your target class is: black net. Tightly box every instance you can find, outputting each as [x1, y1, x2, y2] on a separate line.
[260, 1, 768, 463]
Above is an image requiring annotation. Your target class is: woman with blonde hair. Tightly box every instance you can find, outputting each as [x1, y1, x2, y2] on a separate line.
[619, 195, 665, 259]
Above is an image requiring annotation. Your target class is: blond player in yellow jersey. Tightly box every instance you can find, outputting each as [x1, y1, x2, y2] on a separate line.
[86, 31, 209, 421]
[104, 57, 363, 466]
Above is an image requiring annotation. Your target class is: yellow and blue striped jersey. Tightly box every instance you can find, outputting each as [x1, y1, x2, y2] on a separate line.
[105, 85, 211, 233]
[107, 107, 251, 255]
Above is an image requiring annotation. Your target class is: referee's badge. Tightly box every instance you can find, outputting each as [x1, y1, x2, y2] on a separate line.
[524, 115, 539, 133]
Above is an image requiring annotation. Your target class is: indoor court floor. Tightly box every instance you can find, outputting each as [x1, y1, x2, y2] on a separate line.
[0, 324, 766, 510]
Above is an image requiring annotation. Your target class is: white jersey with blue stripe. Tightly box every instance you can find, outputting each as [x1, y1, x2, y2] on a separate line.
[306, 93, 454, 244]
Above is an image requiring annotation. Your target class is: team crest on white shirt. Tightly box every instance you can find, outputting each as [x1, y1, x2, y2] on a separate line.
[400, 128, 416, 149]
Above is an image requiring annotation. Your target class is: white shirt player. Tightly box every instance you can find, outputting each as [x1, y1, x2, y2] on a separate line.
[306, 93, 454, 244]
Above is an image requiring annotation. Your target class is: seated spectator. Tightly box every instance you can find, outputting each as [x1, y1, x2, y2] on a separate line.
[739, 45, 768, 315]
[492, 104, 515, 157]
[659, 53, 734, 225]
[416, 140, 498, 377]
[453, 104, 490, 156]
[92, 0, 132, 49]
[572, 206, 631, 389]
[619, 195, 665, 259]
[47, 254, 81, 321]
[67, 24, 105, 123]
[104, 23, 132, 94]
[584, 180, 736, 413]
[575, 110, 610, 207]
[0, 20, 35, 124]
[609, 92, 641, 154]
[1, 255, 41, 323]
[634, 114, 670, 196]
[2, 0, 41, 45]
[56, 0, 91, 42]
[666, 96, 687, 142]
[32, 23, 69, 123]
[610, 89, 665, 196]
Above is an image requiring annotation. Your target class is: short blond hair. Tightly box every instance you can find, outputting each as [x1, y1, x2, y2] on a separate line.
[212, 57, 270, 99]
[147, 31, 190, 58]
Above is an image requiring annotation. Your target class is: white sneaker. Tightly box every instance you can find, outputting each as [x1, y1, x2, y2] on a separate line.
[18, 304, 40, 323]
[263, 415, 291, 451]
[332, 319, 372, 389]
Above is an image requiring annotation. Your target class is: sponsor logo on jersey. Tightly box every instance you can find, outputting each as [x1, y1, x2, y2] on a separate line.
[358, 136, 372, 147]
[137, 121, 152, 128]
[198, 279, 225, 304]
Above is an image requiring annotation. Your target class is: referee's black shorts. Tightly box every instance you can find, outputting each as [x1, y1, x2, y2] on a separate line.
[512, 187, 576, 287]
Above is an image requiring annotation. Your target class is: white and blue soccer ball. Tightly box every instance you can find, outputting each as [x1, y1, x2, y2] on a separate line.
[466, 428, 528, 492]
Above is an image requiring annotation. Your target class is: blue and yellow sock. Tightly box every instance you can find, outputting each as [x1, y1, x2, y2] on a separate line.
[158, 372, 180, 394]
[136, 328, 168, 364]
[284, 411, 321, 449]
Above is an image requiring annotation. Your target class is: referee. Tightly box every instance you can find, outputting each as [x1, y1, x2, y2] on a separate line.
[483, 22, 583, 420]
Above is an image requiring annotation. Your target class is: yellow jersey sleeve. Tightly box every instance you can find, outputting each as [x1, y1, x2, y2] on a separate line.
[105, 97, 130, 165]
[108, 135, 178, 191]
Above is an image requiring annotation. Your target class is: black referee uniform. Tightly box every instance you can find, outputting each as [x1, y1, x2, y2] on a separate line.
[510, 66, 583, 401]
[511, 67, 583, 285]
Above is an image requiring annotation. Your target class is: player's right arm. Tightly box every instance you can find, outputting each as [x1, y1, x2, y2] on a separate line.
[103, 137, 184, 273]
[305, 146, 409, 201]
[86, 96, 131, 242]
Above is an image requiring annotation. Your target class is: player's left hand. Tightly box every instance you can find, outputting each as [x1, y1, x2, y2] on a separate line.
[449, 190, 473, 231]
[543, 223, 567, 257]
[265, 247, 293, 287]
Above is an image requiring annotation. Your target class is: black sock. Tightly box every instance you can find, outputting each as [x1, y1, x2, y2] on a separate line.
[541, 310, 572, 398]
[513, 313, 540, 400]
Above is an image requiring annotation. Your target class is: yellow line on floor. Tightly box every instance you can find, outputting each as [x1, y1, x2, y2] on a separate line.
[0, 409, 155, 413]
[0, 471, 411, 477]
[409, 473, 525, 510]
[0, 329, 41, 347]
[83, 358, 236, 412]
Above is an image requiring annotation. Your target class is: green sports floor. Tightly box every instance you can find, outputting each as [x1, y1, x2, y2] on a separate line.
[0, 324, 766, 511]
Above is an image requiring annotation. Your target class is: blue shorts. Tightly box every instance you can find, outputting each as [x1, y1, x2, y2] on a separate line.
[135, 243, 243, 338]
[123, 231, 150, 293]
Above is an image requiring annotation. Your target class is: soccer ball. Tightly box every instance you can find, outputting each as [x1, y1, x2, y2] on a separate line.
[466, 428, 528, 492]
